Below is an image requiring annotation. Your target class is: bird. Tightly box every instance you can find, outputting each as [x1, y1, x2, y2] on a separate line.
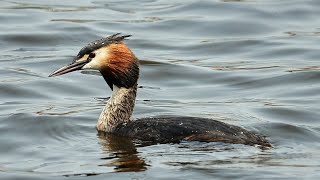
[49, 33, 271, 147]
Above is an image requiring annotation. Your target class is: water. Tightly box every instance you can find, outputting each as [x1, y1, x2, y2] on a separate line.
[1, 0, 320, 179]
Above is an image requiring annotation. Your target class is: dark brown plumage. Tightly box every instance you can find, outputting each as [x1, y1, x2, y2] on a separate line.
[114, 116, 271, 147]
[49, 33, 271, 148]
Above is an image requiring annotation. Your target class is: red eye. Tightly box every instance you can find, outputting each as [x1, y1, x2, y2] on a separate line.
[89, 53, 95, 58]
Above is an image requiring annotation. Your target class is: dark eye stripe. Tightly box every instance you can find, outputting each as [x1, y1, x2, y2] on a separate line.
[89, 52, 96, 58]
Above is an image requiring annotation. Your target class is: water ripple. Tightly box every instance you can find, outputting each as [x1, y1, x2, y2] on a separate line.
[0, 0, 320, 179]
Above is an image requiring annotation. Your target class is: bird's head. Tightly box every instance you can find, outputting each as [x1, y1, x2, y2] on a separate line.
[49, 33, 139, 90]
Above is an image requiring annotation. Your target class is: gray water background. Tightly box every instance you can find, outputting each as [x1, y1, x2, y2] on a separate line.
[0, 0, 320, 179]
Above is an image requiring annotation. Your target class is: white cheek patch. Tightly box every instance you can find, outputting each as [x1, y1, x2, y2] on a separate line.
[82, 60, 100, 70]
[82, 48, 109, 70]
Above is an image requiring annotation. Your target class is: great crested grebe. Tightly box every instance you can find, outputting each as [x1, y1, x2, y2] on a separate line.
[49, 33, 270, 147]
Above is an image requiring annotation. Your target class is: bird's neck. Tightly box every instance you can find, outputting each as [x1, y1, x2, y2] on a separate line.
[97, 84, 137, 132]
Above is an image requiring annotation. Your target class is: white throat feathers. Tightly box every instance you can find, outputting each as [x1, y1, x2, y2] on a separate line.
[96, 84, 137, 132]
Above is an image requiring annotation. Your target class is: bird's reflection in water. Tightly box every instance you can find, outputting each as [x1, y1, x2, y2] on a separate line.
[97, 132, 148, 172]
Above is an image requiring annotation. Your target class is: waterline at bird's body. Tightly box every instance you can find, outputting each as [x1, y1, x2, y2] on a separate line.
[49, 33, 271, 148]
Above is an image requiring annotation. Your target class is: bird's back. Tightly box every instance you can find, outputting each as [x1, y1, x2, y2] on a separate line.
[113, 116, 271, 147]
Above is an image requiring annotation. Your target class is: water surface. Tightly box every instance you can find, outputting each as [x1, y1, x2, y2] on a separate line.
[0, 0, 320, 179]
